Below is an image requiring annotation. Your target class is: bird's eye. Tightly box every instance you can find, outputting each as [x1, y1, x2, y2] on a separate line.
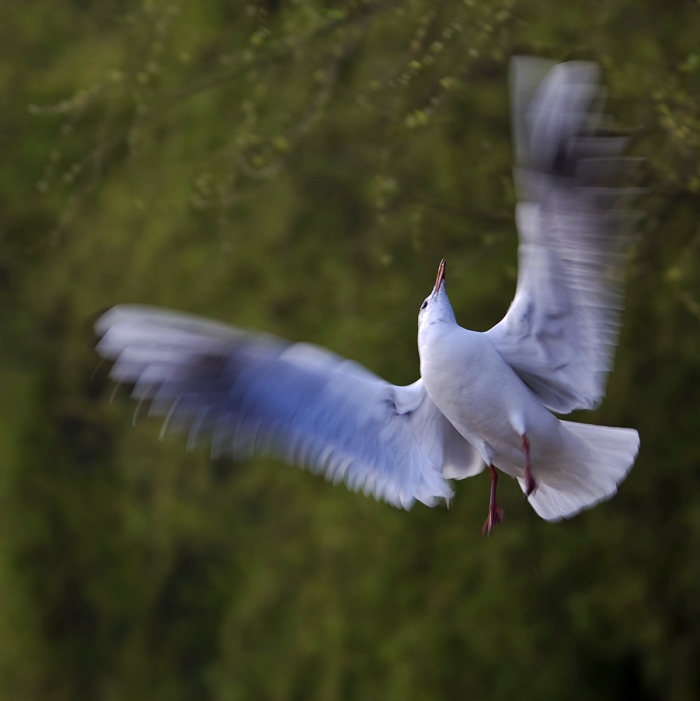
[420, 300, 428, 311]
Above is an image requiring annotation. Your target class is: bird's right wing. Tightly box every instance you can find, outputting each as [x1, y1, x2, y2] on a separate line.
[486, 58, 637, 414]
[96, 305, 483, 509]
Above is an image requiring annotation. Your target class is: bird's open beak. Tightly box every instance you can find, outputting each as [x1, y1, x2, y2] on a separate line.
[433, 259, 446, 294]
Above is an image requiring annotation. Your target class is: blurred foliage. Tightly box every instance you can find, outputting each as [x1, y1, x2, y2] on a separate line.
[1, 0, 700, 699]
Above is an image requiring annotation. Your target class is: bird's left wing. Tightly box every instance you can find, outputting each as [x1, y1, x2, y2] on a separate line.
[96, 305, 483, 508]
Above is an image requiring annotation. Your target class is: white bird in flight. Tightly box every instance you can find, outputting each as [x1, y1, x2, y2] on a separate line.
[95, 58, 639, 533]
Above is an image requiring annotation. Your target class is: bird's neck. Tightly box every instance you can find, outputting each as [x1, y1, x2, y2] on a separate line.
[418, 314, 458, 357]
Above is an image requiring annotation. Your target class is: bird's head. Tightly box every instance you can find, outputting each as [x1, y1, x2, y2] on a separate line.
[418, 259, 456, 330]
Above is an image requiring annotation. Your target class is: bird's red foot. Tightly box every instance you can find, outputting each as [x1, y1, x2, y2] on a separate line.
[524, 465, 537, 497]
[482, 464, 503, 535]
[522, 434, 537, 497]
[482, 504, 504, 536]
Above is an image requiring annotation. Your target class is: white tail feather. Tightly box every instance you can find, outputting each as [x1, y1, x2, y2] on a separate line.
[522, 421, 639, 522]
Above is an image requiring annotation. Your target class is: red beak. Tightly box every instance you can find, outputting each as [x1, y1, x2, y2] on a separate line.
[433, 258, 446, 293]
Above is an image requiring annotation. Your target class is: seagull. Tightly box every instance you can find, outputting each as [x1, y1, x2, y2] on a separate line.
[95, 58, 639, 533]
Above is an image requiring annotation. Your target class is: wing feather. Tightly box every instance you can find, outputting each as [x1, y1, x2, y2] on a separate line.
[487, 58, 637, 413]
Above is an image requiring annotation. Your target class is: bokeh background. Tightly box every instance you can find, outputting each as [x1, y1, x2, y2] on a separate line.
[2, 0, 700, 699]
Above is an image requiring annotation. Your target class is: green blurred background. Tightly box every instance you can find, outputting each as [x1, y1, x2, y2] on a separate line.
[1, 0, 700, 699]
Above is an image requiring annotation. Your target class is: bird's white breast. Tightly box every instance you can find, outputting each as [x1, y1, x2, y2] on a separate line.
[419, 322, 563, 475]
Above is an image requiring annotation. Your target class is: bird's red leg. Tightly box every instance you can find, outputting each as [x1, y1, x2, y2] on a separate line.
[522, 433, 537, 497]
[481, 465, 504, 536]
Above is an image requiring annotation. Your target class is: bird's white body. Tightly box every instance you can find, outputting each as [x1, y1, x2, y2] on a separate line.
[420, 313, 561, 479]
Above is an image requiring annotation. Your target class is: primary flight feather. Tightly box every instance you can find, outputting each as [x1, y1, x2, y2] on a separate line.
[95, 58, 639, 532]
